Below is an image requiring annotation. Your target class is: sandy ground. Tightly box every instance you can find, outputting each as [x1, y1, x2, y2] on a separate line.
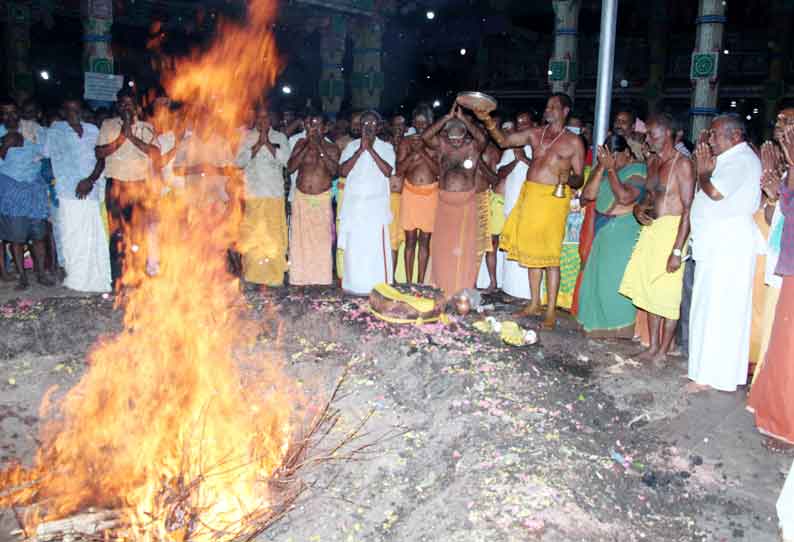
[0, 281, 789, 542]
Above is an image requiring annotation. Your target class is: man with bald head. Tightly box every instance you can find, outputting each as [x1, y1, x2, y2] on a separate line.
[422, 105, 487, 298]
[688, 114, 761, 392]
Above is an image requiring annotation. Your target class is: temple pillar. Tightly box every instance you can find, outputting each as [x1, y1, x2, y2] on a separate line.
[319, 14, 347, 118]
[689, 0, 726, 139]
[764, 0, 793, 138]
[5, 2, 34, 98]
[548, 0, 581, 100]
[82, 0, 114, 74]
[350, 17, 384, 111]
[645, 0, 668, 115]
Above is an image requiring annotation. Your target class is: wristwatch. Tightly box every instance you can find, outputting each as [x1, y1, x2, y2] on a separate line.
[672, 248, 682, 257]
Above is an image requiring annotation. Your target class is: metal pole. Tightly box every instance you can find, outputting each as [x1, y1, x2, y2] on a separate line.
[593, 0, 618, 157]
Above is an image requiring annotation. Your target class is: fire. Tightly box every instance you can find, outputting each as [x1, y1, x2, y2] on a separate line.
[1, 0, 301, 540]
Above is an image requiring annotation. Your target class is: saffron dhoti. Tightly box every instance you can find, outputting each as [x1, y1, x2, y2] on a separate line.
[747, 276, 794, 444]
[400, 179, 438, 233]
[239, 197, 287, 286]
[389, 192, 405, 251]
[500, 180, 570, 268]
[620, 215, 687, 320]
[290, 189, 333, 286]
[431, 189, 478, 297]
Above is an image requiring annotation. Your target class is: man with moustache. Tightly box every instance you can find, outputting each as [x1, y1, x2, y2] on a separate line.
[476, 93, 585, 329]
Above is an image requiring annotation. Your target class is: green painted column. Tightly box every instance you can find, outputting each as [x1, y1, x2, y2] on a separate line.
[82, 0, 114, 75]
[5, 2, 34, 96]
[689, 0, 726, 139]
[350, 17, 384, 111]
[319, 15, 348, 117]
[549, 0, 581, 100]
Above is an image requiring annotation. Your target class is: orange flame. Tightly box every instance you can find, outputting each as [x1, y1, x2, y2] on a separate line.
[1, 1, 299, 540]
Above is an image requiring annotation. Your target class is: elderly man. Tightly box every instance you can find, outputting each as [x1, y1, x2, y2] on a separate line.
[476, 93, 585, 329]
[620, 113, 694, 363]
[338, 110, 395, 294]
[422, 105, 487, 298]
[43, 98, 110, 292]
[235, 104, 290, 287]
[688, 114, 761, 392]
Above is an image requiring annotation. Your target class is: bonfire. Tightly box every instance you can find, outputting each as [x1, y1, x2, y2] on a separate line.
[0, 1, 361, 540]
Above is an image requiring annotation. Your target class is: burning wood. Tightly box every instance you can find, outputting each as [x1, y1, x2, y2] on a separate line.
[0, 0, 376, 540]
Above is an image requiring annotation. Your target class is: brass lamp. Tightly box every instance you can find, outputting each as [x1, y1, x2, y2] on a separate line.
[553, 172, 567, 199]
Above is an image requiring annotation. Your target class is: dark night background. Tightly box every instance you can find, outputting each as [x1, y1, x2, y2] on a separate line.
[1, 0, 789, 138]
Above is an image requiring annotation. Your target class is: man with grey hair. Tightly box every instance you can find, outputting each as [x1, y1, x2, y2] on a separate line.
[338, 110, 395, 294]
[688, 113, 761, 392]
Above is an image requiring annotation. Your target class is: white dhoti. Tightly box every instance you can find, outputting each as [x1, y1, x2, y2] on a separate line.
[338, 138, 396, 296]
[688, 218, 758, 391]
[780, 460, 794, 541]
[500, 148, 531, 299]
[58, 199, 111, 293]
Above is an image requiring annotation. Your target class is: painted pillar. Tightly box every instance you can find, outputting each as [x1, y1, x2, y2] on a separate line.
[645, 0, 668, 115]
[82, 0, 114, 75]
[319, 14, 348, 118]
[350, 17, 384, 111]
[5, 2, 34, 97]
[689, 0, 726, 139]
[549, 0, 581, 100]
[764, 0, 793, 138]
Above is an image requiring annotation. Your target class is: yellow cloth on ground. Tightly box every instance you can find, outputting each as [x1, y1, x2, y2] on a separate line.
[500, 181, 570, 268]
[619, 215, 686, 320]
[490, 192, 505, 235]
[239, 197, 287, 286]
[373, 283, 435, 313]
[389, 192, 404, 251]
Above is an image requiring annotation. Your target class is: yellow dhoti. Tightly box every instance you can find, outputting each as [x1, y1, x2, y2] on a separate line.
[476, 190, 493, 262]
[500, 181, 570, 268]
[490, 192, 505, 236]
[619, 215, 687, 320]
[239, 197, 287, 286]
[389, 192, 405, 251]
[336, 182, 345, 280]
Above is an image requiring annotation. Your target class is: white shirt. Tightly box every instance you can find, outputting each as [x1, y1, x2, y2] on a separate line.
[97, 118, 158, 181]
[235, 128, 290, 199]
[338, 138, 395, 230]
[172, 131, 233, 202]
[690, 142, 762, 261]
[43, 121, 105, 201]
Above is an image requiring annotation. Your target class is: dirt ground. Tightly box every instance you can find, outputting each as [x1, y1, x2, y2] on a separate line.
[0, 281, 789, 542]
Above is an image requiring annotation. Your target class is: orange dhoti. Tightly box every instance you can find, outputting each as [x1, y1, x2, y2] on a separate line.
[400, 180, 438, 233]
[747, 276, 794, 444]
[430, 189, 478, 298]
[289, 189, 333, 286]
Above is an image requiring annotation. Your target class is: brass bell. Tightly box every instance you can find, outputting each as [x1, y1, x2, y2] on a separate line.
[553, 180, 567, 199]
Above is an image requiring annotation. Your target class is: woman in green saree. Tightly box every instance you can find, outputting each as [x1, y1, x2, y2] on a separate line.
[576, 134, 647, 337]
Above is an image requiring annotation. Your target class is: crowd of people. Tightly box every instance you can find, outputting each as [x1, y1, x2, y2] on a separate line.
[0, 89, 792, 463]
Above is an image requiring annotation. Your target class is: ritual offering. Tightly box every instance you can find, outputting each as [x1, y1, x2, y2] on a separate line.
[473, 317, 540, 346]
[455, 91, 498, 113]
[369, 283, 446, 324]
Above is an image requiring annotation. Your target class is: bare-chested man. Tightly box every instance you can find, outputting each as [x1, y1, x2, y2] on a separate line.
[287, 112, 340, 286]
[422, 105, 486, 297]
[619, 113, 694, 363]
[475, 93, 585, 329]
[397, 105, 439, 283]
[388, 114, 408, 274]
[477, 117, 502, 292]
